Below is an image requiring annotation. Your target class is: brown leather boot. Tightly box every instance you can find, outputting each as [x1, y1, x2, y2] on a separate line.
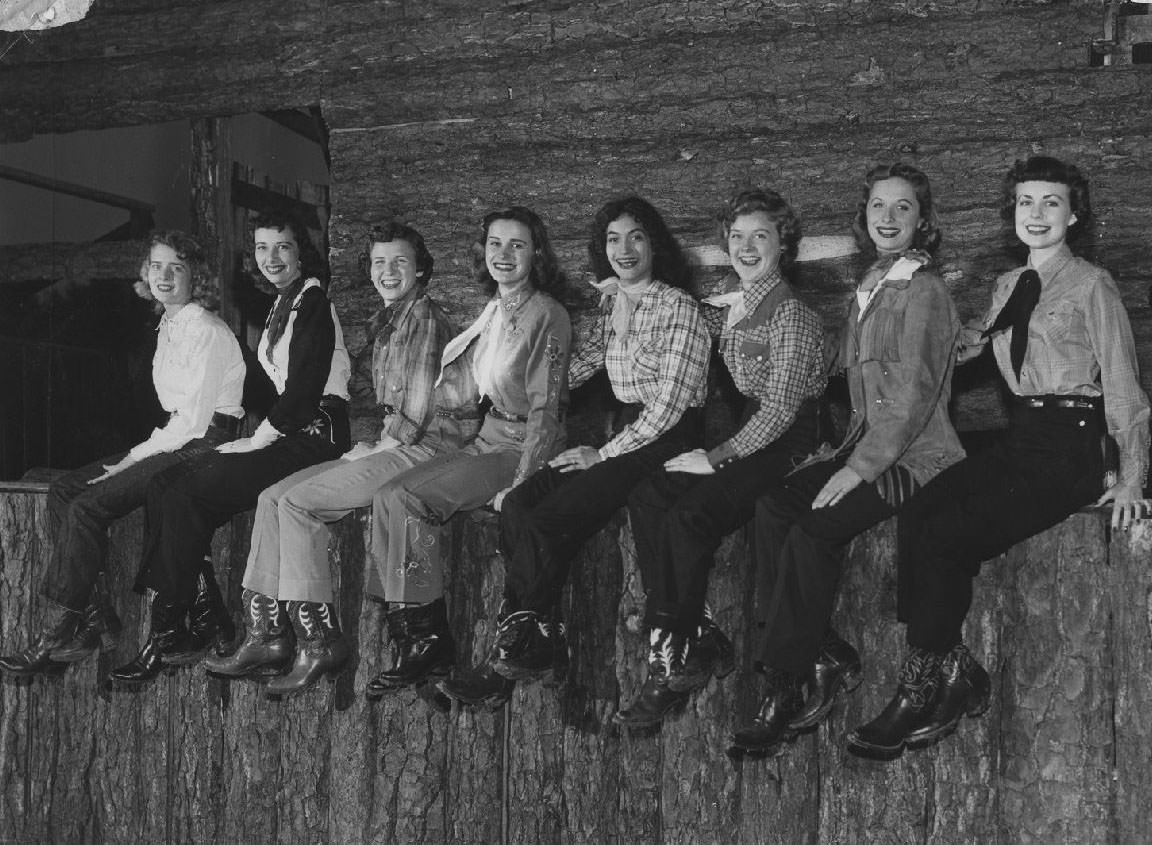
[203, 589, 294, 680]
[265, 601, 349, 696]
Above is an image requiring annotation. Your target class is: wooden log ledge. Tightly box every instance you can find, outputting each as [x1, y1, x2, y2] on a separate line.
[0, 488, 1149, 843]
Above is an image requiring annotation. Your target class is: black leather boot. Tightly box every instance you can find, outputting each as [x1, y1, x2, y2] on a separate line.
[165, 564, 236, 665]
[0, 603, 82, 677]
[728, 667, 805, 758]
[667, 615, 736, 693]
[49, 577, 122, 664]
[490, 609, 568, 683]
[265, 601, 349, 696]
[845, 648, 944, 761]
[615, 628, 691, 728]
[204, 589, 295, 680]
[788, 629, 863, 731]
[436, 662, 517, 710]
[437, 604, 517, 709]
[108, 595, 187, 686]
[905, 643, 991, 749]
[365, 599, 455, 701]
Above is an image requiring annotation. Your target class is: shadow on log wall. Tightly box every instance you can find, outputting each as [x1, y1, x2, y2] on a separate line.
[1, 483, 1150, 844]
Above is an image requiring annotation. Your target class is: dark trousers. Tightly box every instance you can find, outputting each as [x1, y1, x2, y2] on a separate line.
[755, 456, 902, 675]
[501, 408, 703, 613]
[43, 430, 232, 611]
[900, 404, 1103, 653]
[136, 422, 348, 604]
[630, 403, 820, 636]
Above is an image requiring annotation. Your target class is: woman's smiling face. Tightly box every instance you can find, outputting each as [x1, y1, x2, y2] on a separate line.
[727, 211, 781, 283]
[865, 177, 921, 255]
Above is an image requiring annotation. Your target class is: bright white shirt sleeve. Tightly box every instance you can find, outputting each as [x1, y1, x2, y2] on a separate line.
[126, 306, 244, 462]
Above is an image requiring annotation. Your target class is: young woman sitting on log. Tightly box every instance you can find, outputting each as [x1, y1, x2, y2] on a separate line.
[202, 221, 484, 696]
[110, 207, 352, 686]
[438, 196, 711, 709]
[728, 163, 966, 758]
[846, 155, 1151, 761]
[615, 189, 828, 727]
[359, 206, 572, 700]
[0, 231, 245, 678]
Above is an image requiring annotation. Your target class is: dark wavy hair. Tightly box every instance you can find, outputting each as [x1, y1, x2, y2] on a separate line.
[1000, 156, 1092, 246]
[718, 189, 803, 279]
[588, 196, 692, 292]
[133, 230, 216, 312]
[359, 221, 435, 285]
[473, 206, 568, 300]
[249, 206, 328, 285]
[851, 162, 942, 257]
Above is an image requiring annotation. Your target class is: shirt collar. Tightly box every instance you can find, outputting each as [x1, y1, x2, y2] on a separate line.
[158, 301, 202, 330]
[1029, 243, 1074, 288]
[735, 268, 783, 313]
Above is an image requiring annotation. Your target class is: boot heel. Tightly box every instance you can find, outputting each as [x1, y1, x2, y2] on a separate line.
[966, 688, 991, 718]
[842, 665, 863, 694]
[98, 629, 119, 653]
[714, 652, 736, 680]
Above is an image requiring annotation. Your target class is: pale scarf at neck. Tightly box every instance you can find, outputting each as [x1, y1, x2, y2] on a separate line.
[703, 265, 778, 329]
[436, 299, 498, 387]
[856, 253, 926, 320]
[589, 276, 652, 339]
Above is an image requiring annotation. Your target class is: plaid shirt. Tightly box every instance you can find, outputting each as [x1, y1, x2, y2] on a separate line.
[349, 290, 470, 446]
[571, 281, 709, 459]
[985, 246, 1150, 487]
[702, 271, 827, 465]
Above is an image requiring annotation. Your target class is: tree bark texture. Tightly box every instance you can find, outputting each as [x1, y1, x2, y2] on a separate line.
[1, 481, 1149, 843]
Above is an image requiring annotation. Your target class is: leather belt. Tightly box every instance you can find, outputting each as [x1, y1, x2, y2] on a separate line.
[1014, 394, 1102, 411]
[489, 406, 528, 423]
[435, 407, 482, 420]
[210, 412, 242, 437]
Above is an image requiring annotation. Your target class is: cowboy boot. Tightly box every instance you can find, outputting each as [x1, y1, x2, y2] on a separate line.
[728, 667, 806, 758]
[0, 602, 82, 676]
[436, 661, 517, 710]
[667, 611, 736, 693]
[904, 643, 991, 749]
[438, 602, 518, 709]
[615, 627, 692, 728]
[490, 608, 569, 683]
[49, 576, 122, 663]
[845, 647, 944, 761]
[265, 601, 349, 696]
[204, 589, 294, 679]
[365, 599, 455, 700]
[165, 564, 236, 665]
[788, 628, 863, 731]
[108, 594, 188, 685]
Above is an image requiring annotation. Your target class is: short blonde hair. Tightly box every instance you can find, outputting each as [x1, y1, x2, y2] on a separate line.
[133, 230, 218, 311]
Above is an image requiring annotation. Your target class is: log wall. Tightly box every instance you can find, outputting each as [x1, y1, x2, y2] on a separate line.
[1, 481, 1149, 844]
[2, 2, 1152, 435]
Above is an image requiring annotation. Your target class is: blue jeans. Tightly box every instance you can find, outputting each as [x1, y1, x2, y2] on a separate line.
[43, 428, 232, 611]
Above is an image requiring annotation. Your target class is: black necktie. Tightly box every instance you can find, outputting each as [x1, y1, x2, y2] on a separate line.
[983, 268, 1041, 380]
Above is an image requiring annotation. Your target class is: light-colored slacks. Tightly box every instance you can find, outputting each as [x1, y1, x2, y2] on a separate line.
[242, 416, 478, 603]
[374, 415, 530, 604]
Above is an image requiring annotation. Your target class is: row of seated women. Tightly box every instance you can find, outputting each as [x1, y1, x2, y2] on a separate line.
[2, 155, 1148, 762]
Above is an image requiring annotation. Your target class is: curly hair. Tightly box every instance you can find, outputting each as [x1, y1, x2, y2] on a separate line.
[718, 188, 803, 279]
[472, 206, 568, 300]
[588, 196, 692, 292]
[249, 206, 328, 285]
[999, 155, 1092, 245]
[133, 230, 217, 312]
[359, 221, 435, 285]
[851, 162, 942, 257]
